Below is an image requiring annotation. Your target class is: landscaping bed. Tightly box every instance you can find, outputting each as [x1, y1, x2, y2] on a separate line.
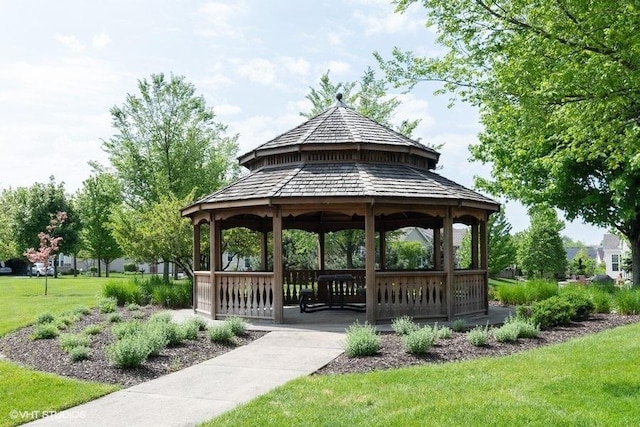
[0, 306, 266, 388]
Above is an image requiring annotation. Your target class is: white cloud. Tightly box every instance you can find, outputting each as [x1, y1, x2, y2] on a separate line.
[55, 34, 85, 52]
[236, 58, 276, 84]
[231, 113, 302, 154]
[215, 103, 242, 116]
[282, 57, 310, 76]
[393, 93, 435, 130]
[92, 32, 112, 48]
[324, 60, 351, 76]
[196, 1, 247, 38]
[327, 32, 342, 46]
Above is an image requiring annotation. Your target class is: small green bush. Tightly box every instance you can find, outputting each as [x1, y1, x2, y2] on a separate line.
[124, 263, 138, 273]
[59, 333, 91, 352]
[107, 335, 150, 368]
[403, 327, 437, 354]
[492, 323, 519, 343]
[344, 322, 380, 357]
[132, 310, 146, 320]
[155, 321, 183, 347]
[452, 318, 466, 332]
[126, 303, 141, 311]
[69, 346, 90, 362]
[150, 281, 192, 309]
[528, 296, 576, 329]
[108, 312, 123, 323]
[142, 324, 170, 356]
[35, 312, 55, 325]
[112, 321, 143, 339]
[179, 320, 200, 340]
[391, 316, 419, 336]
[188, 316, 208, 331]
[102, 280, 144, 306]
[207, 324, 236, 344]
[31, 323, 60, 340]
[589, 288, 613, 314]
[98, 297, 118, 314]
[149, 311, 173, 324]
[466, 325, 489, 347]
[559, 289, 594, 320]
[496, 279, 558, 305]
[614, 289, 640, 315]
[82, 324, 103, 336]
[224, 316, 247, 336]
[71, 305, 91, 316]
[437, 326, 453, 339]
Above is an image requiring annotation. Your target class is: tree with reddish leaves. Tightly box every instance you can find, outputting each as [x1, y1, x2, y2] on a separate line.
[24, 212, 66, 295]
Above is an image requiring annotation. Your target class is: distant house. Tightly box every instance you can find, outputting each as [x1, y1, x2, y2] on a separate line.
[601, 233, 630, 280]
[401, 226, 467, 268]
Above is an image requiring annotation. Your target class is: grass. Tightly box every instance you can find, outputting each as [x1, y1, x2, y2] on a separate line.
[203, 322, 640, 427]
[0, 276, 123, 426]
[0, 361, 117, 427]
[0, 275, 125, 337]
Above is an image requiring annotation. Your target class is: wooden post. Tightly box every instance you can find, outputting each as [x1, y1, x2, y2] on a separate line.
[318, 227, 325, 271]
[365, 204, 376, 324]
[471, 223, 479, 269]
[192, 222, 200, 313]
[434, 227, 442, 270]
[480, 218, 489, 313]
[260, 230, 268, 271]
[379, 220, 386, 271]
[272, 206, 284, 323]
[210, 213, 218, 319]
[444, 209, 454, 321]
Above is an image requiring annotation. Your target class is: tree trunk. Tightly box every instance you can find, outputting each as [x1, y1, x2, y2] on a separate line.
[97, 258, 102, 277]
[105, 260, 110, 278]
[163, 262, 169, 282]
[73, 254, 77, 277]
[630, 236, 640, 287]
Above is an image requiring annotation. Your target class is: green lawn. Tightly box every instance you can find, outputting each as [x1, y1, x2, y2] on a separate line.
[0, 275, 124, 427]
[0, 275, 126, 337]
[204, 322, 640, 427]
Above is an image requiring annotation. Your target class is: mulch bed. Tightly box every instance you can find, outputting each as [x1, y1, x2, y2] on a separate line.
[1, 306, 638, 386]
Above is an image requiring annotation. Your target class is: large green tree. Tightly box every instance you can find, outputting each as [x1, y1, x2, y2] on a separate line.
[377, 0, 640, 285]
[517, 206, 567, 279]
[76, 173, 123, 277]
[13, 177, 81, 271]
[0, 189, 19, 261]
[103, 73, 239, 208]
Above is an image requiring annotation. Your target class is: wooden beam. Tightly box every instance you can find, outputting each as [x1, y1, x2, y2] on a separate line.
[365, 204, 376, 324]
[444, 209, 454, 321]
[272, 206, 284, 323]
[471, 223, 479, 269]
[209, 212, 218, 320]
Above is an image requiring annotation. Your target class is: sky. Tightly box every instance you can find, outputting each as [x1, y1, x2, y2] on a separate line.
[0, 0, 609, 245]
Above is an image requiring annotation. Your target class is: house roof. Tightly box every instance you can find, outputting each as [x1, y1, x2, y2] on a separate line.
[602, 233, 622, 250]
[565, 246, 598, 261]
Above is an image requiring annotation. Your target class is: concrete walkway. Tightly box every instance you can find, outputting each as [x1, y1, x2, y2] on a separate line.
[27, 306, 513, 427]
[27, 328, 345, 427]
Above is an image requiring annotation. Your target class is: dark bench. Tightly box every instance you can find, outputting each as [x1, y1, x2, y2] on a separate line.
[299, 274, 366, 313]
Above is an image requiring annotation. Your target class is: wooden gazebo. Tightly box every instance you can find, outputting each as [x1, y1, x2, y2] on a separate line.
[181, 98, 500, 324]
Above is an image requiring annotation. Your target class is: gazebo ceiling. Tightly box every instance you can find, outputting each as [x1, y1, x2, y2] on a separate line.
[182, 100, 500, 218]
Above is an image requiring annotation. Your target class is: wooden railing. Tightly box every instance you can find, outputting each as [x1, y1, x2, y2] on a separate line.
[194, 271, 212, 316]
[374, 271, 447, 320]
[282, 269, 365, 305]
[216, 272, 275, 320]
[453, 270, 486, 316]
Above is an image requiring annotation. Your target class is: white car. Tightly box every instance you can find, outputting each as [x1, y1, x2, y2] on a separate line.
[31, 262, 54, 277]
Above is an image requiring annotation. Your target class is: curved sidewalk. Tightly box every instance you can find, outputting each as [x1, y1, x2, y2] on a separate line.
[27, 328, 345, 427]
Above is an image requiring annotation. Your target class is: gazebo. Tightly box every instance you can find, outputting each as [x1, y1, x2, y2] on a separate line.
[181, 97, 500, 324]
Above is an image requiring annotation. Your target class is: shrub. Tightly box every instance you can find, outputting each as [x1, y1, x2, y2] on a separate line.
[31, 323, 60, 340]
[107, 335, 150, 368]
[589, 288, 613, 314]
[57, 314, 80, 327]
[149, 311, 173, 324]
[112, 321, 143, 339]
[207, 324, 236, 344]
[391, 316, 419, 336]
[466, 325, 489, 347]
[224, 316, 247, 336]
[559, 288, 594, 320]
[69, 346, 90, 362]
[188, 316, 208, 331]
[511, 318, 540, 339]
[179, 320, 200, 340]
[108, 312, 123, 323]
[150, 281, 192, 309]
[35, 312, 55, 325]
[437, 326, 453, 339]
[83, 324, 103, 336]
[102, 280, 143, 306]
[344, 321, 380, 357]
[71, 305, 91, 316]
[528, 296, 576, 329]
[452, 318, 467, 332]
[496, 279, 558, 305]
[59, 333, 91, 352]
[403, 327, 437, 354]
[124, 263, 138, 273]
[98, 297, 118, 314]
[142, 324, 170, 356]
[492, 323, 519, 343]
[614, 289, 640, 315]
[132, 310, 146, 320]
[153, 321, 183, 347]
[126, 303, 141, 311]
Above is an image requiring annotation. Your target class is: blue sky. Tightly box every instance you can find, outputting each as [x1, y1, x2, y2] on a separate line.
[0, 0, 608, 244]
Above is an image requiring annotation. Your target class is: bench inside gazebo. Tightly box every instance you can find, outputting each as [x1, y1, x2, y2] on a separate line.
[181, 97, 499, 324]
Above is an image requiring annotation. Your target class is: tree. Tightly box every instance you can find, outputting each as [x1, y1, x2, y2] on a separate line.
[0, 189, 19, 261]
[103, 73, 240, 207]
[487, 210, 517, 275]
[24, 212, 66, 295]
[12, 177, 81, 272]
[377, 1, 640, 286]
[110, 194, 194, 278]
[517, 207, 567, 279]
[76, 173, 123, 277]
[387, 240, 429, 270]
[570, 247, 596, 277]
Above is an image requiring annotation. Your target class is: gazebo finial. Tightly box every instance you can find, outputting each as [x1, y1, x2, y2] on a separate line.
[335, 92, 347, 108]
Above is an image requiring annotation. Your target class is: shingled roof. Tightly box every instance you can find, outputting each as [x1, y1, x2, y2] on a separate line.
[184, 102, 499, 214]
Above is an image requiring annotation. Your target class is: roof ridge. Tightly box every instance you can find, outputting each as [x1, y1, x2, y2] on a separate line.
[297, 106, 338, 145]
[356, 163, 375, 194]
[341, 107, 363, 143]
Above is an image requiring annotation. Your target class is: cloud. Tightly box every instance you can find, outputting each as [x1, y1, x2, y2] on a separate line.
[393, 93, 435, 130]
[215, 103, 242, 116]
[196, 1, 247, 38]
[236, 58, 276, 84]
[352, 3, 423, 35]
[282, 57, 310, 76]
[324, 60, 351, 76]
[92, 32, 112, 48]
[55, 34, 85, 52]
